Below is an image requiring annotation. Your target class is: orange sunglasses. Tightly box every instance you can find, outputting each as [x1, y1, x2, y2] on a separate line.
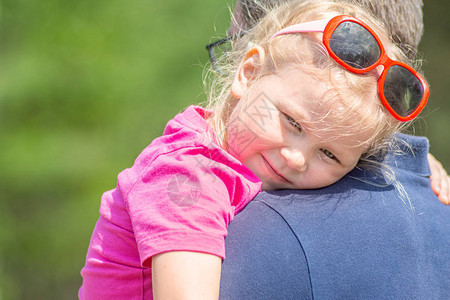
[271, 15, 429, 122]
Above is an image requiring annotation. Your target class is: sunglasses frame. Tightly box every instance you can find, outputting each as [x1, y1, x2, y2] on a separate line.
[206, 32, 244, 75]
[271, 15, 429, 122]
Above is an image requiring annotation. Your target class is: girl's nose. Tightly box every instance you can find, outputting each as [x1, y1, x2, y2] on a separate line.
[280, 147, 307, 173]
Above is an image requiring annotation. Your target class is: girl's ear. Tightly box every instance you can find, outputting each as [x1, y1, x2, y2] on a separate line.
[230, 45, 266, 99]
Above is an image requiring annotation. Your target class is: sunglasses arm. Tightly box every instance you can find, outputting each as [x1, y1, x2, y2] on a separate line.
[270, 18, 331, 40]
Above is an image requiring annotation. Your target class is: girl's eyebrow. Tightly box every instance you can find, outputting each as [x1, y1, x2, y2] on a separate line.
[277, 101, 309, 124]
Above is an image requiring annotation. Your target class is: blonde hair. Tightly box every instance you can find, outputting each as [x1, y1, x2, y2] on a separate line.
[204, 0, 419, 168]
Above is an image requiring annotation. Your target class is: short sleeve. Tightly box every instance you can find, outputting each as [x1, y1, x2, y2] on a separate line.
[118, 145, 259, 266]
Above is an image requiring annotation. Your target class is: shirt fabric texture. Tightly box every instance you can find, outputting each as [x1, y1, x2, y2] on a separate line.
[79, 105, 262, 299]
[220, 133, 450, 299]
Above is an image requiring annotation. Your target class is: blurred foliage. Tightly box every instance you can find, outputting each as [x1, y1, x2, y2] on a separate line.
[0, 0, 233, 299]
[0, 0, 448, 299]
[417, 2, 450, 165]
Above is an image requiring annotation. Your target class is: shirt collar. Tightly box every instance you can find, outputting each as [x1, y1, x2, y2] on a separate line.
[384, 133, 430, 176]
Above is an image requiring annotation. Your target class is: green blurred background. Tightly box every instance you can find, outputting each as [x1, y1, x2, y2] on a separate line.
[0, 1, 448, 299]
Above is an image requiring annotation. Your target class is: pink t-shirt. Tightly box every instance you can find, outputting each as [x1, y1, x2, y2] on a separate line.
[79, 106, 262, 299]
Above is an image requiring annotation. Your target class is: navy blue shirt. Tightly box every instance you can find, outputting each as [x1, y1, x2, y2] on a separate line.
[220, 134, 450, 299]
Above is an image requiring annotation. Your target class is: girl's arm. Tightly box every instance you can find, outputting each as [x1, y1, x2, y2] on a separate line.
[428, 153, 450, 205]
[152, 251, 221, 300]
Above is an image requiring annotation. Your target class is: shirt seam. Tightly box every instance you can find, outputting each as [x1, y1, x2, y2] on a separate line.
[143, 229, 225, 242]
[140, 230, 226, 263]
[259, 200, 315, 300]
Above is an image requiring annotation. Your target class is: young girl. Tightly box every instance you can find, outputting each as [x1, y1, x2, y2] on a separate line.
[80, 1, 439, 299]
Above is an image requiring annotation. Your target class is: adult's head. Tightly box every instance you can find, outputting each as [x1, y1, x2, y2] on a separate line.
[231, 0, 424, 58]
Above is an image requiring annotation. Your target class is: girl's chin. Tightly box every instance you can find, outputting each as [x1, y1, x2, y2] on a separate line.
[261, 181, 288, 191]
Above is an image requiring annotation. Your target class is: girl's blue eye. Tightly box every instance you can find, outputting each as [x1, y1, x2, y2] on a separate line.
[322, 149, 335, 159]
[284, 113, 302, 132]
[320, 148, 340, 163]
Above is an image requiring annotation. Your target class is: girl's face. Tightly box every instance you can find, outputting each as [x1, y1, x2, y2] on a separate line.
[227, 68, 373, 190]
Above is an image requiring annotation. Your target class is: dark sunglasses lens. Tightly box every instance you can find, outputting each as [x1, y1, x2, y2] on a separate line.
[383, 65, 424, 117]
[330, 21, 381, 69]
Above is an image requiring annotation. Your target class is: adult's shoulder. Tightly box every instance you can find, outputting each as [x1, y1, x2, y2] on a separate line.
[386, 133, 430, 176]
[224, 174, 450, 298]
[220, 199, 313, 299]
